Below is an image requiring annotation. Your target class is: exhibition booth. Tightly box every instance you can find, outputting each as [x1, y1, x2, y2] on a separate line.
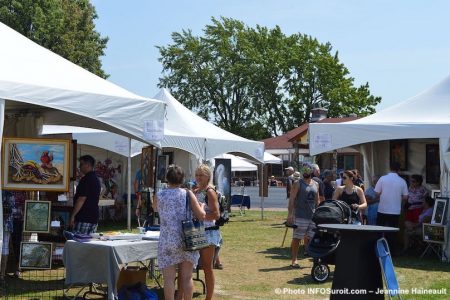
[309, 73, 450, 260]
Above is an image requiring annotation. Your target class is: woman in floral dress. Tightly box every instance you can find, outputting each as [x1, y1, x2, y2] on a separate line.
[153, 165, 205, 300]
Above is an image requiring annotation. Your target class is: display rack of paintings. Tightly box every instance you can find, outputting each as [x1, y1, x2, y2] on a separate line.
[2, 137, 70, 191]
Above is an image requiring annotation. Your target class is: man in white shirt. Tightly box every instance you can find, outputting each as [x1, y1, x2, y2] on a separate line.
[375, 162, 408, 254]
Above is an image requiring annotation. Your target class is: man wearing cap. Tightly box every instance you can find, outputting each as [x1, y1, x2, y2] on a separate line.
[287, 163, 319, 268]
[285, 166, 295, 201]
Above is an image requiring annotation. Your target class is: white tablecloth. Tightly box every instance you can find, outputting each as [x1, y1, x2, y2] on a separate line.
[63, 239, 158, 299]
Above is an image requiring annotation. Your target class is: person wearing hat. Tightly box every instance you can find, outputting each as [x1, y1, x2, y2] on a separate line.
[287, 163, 320, 268]
[285, 166, 295, 201]
[292, 171, 301, 182]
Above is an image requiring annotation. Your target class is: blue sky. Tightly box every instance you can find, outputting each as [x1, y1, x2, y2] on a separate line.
[91, 0, 450, 111]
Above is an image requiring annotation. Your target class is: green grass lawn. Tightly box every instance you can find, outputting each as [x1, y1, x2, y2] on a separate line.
[3, 210, 450, 299]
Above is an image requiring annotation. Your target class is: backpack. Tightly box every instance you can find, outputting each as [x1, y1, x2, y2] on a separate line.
[205, 187, 229, 226]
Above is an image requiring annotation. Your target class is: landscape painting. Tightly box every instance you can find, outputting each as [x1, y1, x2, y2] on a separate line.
[19, 242, 52, 270]
[2, 138, 70, 191]
[23, 200, 51, 233]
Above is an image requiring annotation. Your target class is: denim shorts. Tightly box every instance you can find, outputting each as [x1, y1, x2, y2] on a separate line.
[205, 229, 222, 247]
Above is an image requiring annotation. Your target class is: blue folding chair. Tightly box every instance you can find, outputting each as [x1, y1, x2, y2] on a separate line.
[375, 238, 403, 300]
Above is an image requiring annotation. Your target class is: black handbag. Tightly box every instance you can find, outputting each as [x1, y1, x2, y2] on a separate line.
[181, 190, 208, 251]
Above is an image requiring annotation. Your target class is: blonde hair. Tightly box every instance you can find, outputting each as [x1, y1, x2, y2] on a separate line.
[195, 164, 213, 184]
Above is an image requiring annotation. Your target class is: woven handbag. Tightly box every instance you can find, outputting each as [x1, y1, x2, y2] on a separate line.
[181, 190, 208, 251]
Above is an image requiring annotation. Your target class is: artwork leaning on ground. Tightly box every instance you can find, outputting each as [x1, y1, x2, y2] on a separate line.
[2, 138, 70, 191]
[19, 242, 53, 270]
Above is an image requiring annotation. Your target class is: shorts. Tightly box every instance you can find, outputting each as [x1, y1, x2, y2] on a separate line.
[73, 222, 98, 234]
[293, 218, 315, 239]
[205, 229, 222, 247]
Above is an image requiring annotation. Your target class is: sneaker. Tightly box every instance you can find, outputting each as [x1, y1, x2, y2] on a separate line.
[63, 230, 74, 241]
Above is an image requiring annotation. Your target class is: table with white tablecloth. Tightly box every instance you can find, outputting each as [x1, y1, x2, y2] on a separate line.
[63, 239, 158, 299]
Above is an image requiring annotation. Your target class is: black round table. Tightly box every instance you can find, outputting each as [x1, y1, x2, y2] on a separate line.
[318, 224, 399, 300]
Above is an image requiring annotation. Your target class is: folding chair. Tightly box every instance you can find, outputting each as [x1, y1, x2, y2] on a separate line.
[375, 238, 403, 300]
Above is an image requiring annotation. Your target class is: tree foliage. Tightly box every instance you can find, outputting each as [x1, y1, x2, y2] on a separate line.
[0, 0, 108, 78]
[158, 17, 381, 139]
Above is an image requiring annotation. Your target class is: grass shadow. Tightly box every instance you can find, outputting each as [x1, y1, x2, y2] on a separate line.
[257, 246, 293, 261]
[394, 255, 450, 272]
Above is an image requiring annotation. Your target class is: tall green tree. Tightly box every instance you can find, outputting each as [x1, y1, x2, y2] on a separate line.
[158, 17, 381, 139]
[0, 0, 108, 78]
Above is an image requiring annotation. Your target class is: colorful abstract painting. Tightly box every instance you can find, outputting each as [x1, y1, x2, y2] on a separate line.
[2, 138, 70, 191]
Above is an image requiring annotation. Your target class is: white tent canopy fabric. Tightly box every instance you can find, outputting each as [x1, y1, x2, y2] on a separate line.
[154, 89, 264, 161]
[309, 74, 450, 156]
[263, 152, 282, 164]
[214, 153, 257, 172]
[0, 22, 165, 144]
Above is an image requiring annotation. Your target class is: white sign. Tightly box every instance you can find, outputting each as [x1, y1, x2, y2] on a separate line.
[114, 140, 128, 155]
[57, 194, 67, 202]
[254, 145, 265, 161]
[313, 133, 332, 149]
[51, 221, 61, 228]
[143, 120, 164, 142]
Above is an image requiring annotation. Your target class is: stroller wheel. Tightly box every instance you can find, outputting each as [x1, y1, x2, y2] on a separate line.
[311, 263, 330, 283]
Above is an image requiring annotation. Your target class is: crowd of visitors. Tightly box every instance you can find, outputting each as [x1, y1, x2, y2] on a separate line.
[284, 160, 436, 266]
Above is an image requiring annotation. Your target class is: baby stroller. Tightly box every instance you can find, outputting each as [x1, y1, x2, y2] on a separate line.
[307, 200, 353, 282]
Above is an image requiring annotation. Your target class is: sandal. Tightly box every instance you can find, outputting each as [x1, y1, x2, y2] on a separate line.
[290, 263, 300, 269]
[214, 263, 223, 270]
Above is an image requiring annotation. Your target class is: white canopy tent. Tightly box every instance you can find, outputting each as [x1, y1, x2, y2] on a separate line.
[309, 74, 450, 260]
[0, 22, 166, 250]
[154, 89, 265, 162]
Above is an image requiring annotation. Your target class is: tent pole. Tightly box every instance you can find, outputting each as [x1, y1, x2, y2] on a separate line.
[127, 138, 132, 231]
[0, 100, 5, 262]
[261, 163, 264, 220]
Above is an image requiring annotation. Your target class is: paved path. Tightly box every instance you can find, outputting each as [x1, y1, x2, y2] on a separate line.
[231, 186, 288, 211]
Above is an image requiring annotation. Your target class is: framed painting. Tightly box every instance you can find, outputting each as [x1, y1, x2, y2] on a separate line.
[23, 200, 51, 233]
[157, 155, 168, 181]
[425, 144, 440, 184]
[431, 197, 449, 225]
[141, 146, 156, 189]
[2, 137, 70, 191]
[423, 224, 447, 244]
[390, 139, 408, 171]
[431, 189, 441, 199]
[19, 242, 52, 270]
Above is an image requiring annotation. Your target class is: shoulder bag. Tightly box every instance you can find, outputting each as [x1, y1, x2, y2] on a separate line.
[181, 190, 209, 251]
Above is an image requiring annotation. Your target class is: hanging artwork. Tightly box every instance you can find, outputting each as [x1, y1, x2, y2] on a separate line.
[389, 139, 408, 171]
[141, 146, 156, 188]
[425, 144, 440, 184]
[2, 138, 70, 191]
[23, 200, 51, 233]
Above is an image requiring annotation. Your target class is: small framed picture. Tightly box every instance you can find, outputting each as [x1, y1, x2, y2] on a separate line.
[431, 197, 449, 225]
[431, 189, 441, 199]
[23, 200, 51, 233]
[423, 224, 447, 244]
[19, 242, 53, 270]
